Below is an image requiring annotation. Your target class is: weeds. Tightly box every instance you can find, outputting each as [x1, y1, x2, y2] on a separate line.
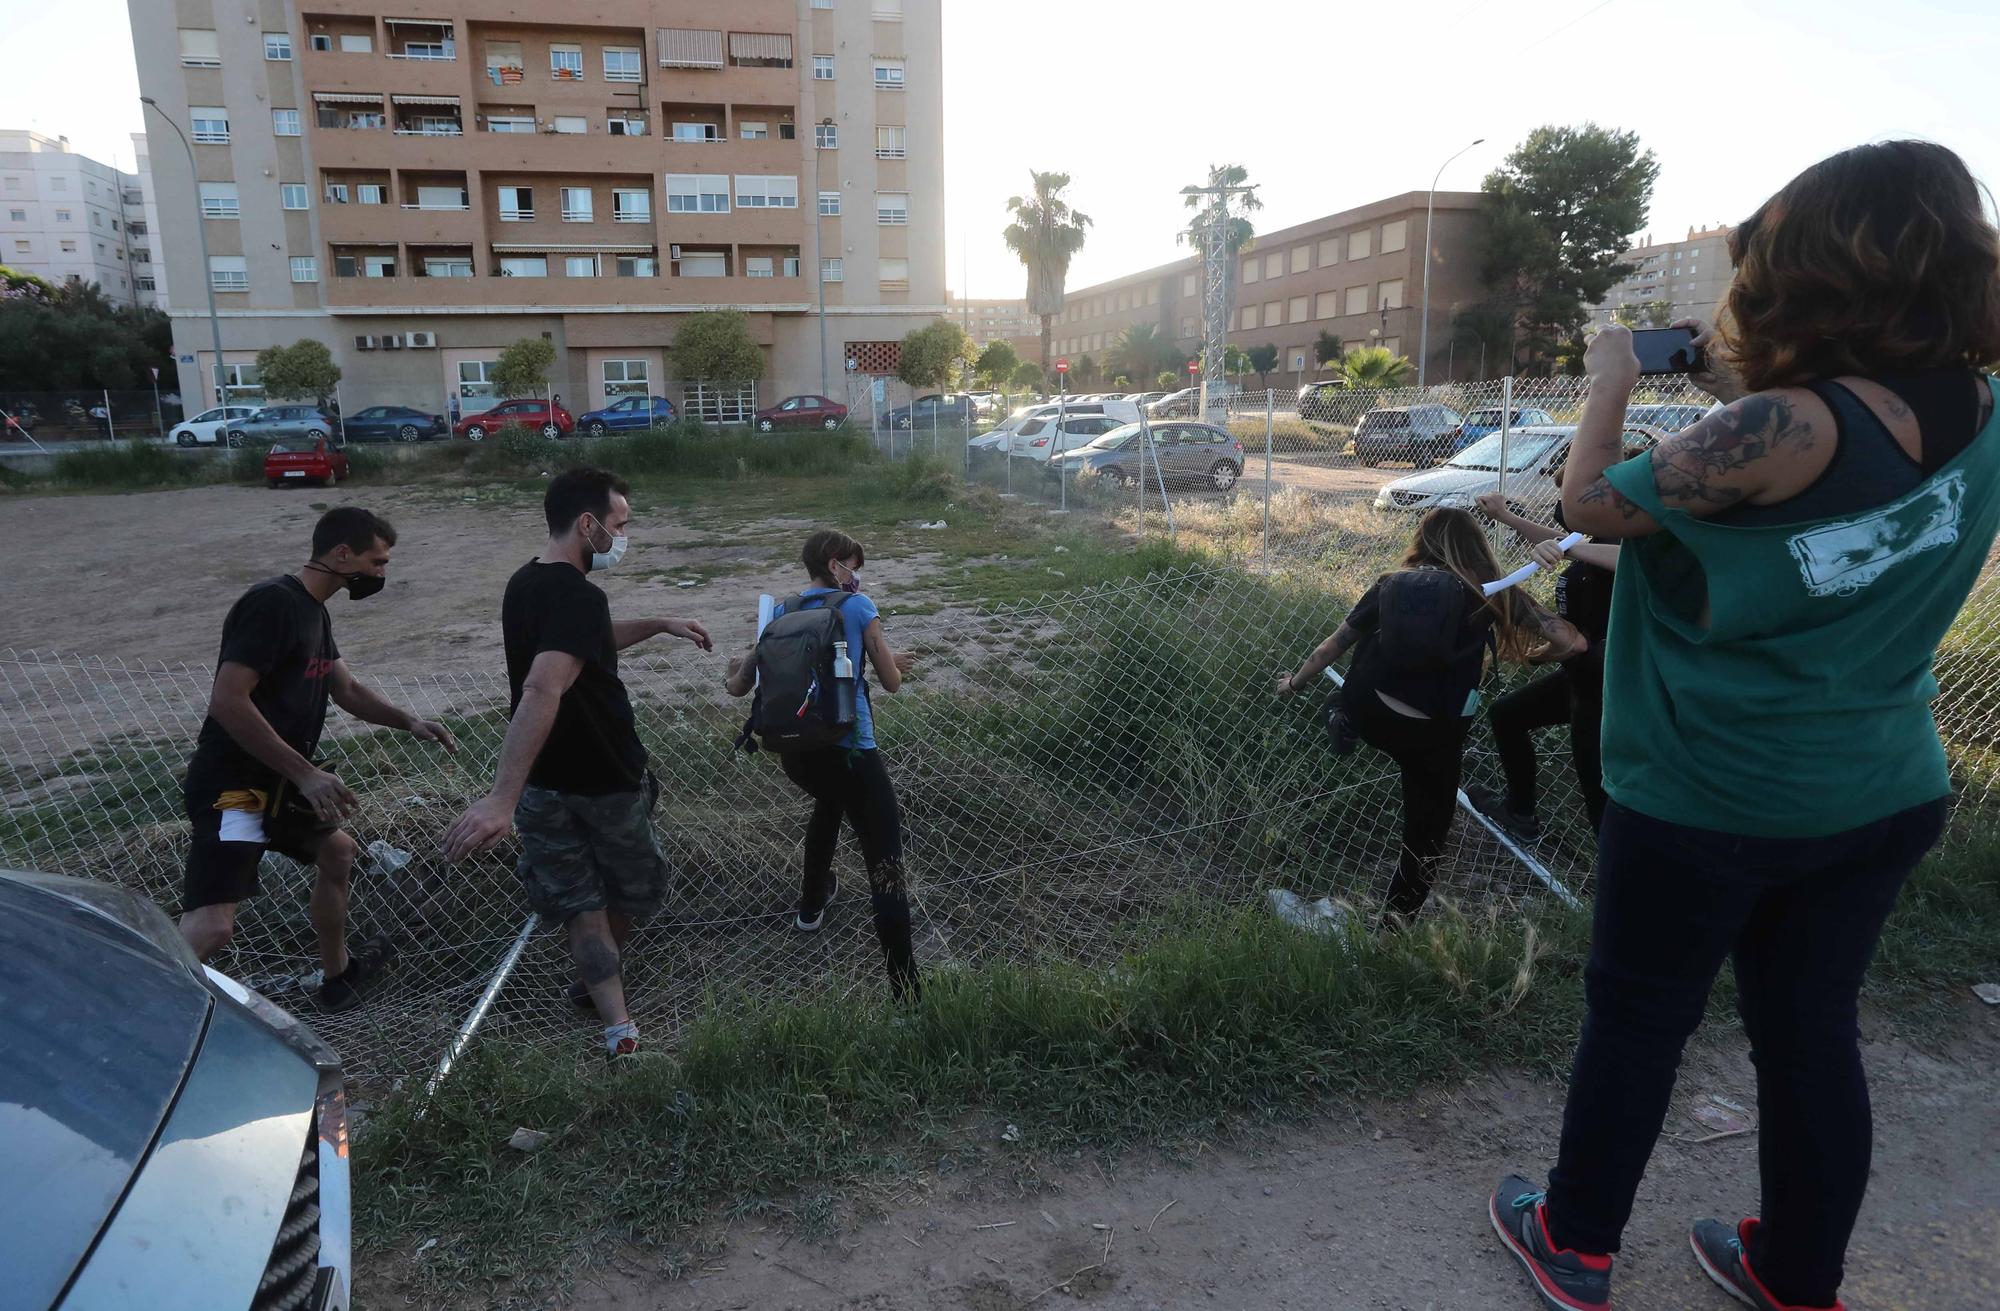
[51, 439, 206, 489]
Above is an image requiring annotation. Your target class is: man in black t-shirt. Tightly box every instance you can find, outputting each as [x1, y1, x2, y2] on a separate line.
[180, 506, 459, 1012]
[442, 467, 713, 1062]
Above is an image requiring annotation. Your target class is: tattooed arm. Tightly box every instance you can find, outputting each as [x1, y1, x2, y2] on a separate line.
[1561, 325, 1830, 538]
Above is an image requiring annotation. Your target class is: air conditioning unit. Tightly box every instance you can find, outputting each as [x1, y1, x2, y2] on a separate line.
[405, 330, 437, 348]
[355, 335, 377, 350]
[380, 334, 404, 350]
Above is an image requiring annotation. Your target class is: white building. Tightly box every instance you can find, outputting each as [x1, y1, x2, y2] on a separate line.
[129, 132, 165, 309]
[0, 130, 142, 305]
[1593, 224, 1735, 328]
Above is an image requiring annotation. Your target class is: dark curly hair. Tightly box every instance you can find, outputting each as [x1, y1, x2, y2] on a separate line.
[1720, 140, 2000, 393]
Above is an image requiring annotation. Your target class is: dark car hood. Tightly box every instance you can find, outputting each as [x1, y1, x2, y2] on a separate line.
[0, 876, 209, 1308]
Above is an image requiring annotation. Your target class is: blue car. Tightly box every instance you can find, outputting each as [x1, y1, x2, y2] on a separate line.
[576, 394, 676, 436]
[1453, 405, 1557, 451]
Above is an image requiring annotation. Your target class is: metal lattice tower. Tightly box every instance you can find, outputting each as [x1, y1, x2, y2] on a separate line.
[1182, 182, 1258, 421]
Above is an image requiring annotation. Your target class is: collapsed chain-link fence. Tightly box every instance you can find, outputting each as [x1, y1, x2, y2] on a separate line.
[2, 376, 1995, 1097]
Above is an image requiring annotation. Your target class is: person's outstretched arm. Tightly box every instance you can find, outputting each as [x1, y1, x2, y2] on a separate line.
[1275, 622, 1360, 697]
[328, 659, 458, 753]
[441, 649, 580, 859]
[862, 617, 915, 693]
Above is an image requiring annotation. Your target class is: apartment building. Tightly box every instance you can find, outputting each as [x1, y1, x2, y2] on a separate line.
[945, 293, 1037, 346]
[128, 0, 946, 413]
[1047, 191, 1489, 386]
[0, 131, 143, 306]
[1592, 223, 1734, 327]
[129, 132, 167, 309]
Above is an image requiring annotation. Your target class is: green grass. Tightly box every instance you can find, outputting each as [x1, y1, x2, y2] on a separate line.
[50, 439, 210, 490]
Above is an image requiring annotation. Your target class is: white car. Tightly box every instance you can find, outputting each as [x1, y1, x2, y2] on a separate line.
[1372, 424, 1669, 520]
[969, 406, 1048, 451]
[171, 405, 263, 447]
[1004, 400, 1146, 462]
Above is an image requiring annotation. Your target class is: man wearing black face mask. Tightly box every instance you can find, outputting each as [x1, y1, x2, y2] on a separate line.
[179, 506, 459, 1012]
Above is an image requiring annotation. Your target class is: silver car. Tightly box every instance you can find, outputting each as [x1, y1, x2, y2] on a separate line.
[1050, 421, 1247, 492]
[226, 404, 342, 450]
[0, 868, 352, 1310]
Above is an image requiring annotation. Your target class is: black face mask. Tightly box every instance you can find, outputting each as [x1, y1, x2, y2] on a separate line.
[308, 562, 386, 600]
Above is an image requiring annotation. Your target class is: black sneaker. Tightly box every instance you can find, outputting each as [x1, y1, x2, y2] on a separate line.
[1489, 1175, 1612, 1311]
[1691, 1218, 1843, 1310]
[795, 877, 838, 932]
[1326, 706, 1361, 756]
[1467, 785, 1543, 842]
[315, 932, 398, 1013]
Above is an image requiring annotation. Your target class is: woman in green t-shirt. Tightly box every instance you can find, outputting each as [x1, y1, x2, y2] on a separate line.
[1489, 141, 2000, 1311]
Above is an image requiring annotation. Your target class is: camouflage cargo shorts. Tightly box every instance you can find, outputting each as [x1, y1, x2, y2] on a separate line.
[513, 771, 668, 922]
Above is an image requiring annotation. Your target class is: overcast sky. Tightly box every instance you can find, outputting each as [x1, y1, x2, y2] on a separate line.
[7, 0, 1996, 299]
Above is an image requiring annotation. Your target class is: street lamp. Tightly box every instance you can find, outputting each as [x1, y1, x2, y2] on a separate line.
[1417, 136, 1483, 389]
[140, 96, 229, 411]
[813, 117, 833, 396]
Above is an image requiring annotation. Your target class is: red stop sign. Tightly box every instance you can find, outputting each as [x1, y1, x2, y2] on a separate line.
[1055, 358, 1070, 374]
[1187, 360, 1200, 374]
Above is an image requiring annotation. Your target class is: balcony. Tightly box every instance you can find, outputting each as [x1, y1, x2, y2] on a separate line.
[301, 45, 466, 98]
[321, 269, 805, 310]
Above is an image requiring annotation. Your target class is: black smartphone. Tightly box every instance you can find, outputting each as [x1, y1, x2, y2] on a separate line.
[1630, 327, 1704, 376]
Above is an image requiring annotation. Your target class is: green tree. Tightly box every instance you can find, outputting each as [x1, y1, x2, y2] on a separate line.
[1073, 353, 1099, 387]
[672, 309, 764, 382]
[1613, 300, 1677, 328]
[254, 339, 342, 401]
[1156, 370, 1180, 389]
[1338, 346, 1415, 390]
[1314, 330, 1344, 372]
[490, 337, 557, 399]
[1450, 302, 1517, 380]
[1247, 343, 1280, 388]
[1476, 123, 1660, 373]
[1010, 360, 1045, 392]
[973, 339, 1019, 388]
[897, 318, 974, 393]
[1223, 343, 1250, 380]
[1107, 323, 1179, 386]
[1179, 164, 1262, 345]
[0, 270, 173, 393]
[1002, 171, 1091, 370]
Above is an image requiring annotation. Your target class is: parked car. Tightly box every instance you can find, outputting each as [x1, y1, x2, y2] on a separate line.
[753, 394, 849, 432]
[880, 393, 976, 431]
[1351, 404, 1468, 467]
[577, 395, 676, 436]
[1296, 380, 1348, 424]
[226, 405, 339, 449]
[1127, 390, 1170, 409]
[341, 405, 447, 443]
[454, 398, 574, 441]
[1372, 423, 1669, 517]
[1009, 412, 1127, 462]
[265, 436, 351, 487]
[1625, 402, 1713, 433]
[971, 402, 1063, 451]
[171, 404, 263, 447]
[1451, 406, 1559, 451]
[0, 867, 352, 1310]
[1148, 387, 1199, 418]
[1050, 420, 1247, 492]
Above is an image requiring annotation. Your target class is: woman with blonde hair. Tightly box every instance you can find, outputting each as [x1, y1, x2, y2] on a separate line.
[1277, 507, 1584, 924]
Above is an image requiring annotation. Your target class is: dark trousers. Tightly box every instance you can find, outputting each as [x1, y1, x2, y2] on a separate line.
[1345, 690, 1470, 921]
[778, 746, 919, 999]
[1488, 657, 1606, 829]
[1546, 797, 1948, 1306]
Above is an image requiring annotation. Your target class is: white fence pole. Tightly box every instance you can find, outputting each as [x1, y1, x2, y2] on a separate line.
[1263, 390, 1274, 573]
[1497, 374, 1514, 501]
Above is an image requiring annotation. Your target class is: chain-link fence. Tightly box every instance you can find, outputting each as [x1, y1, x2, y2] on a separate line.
[2, 373, 1994, 1100]
[0, 389, 180, 446]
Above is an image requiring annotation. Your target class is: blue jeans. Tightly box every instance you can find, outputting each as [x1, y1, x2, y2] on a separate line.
[1545, 796, 1948, 1307]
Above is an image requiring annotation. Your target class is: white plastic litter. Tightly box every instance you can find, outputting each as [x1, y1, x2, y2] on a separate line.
[676, 579, 699, 588]
[1484, 532, 1587, 596]
[1973, 982, 2000, 1006]
[1001, 1124, 1022, 1143]
[366, 840, 413, 878]
[507, 1127, 549, 1153]
[1264, 888, 1352, 937]
[914, 520, 948, 530]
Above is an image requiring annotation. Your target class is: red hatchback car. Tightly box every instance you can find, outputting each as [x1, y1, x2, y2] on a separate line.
[753, 394, 849, 432]
[264, 437, 350, 487]
[454, 398, 575, 441]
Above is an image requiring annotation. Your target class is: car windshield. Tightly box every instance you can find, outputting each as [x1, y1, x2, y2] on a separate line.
[1447, 431, 1566, 472]
[268, 441, 309, 454]
[1359, 411, 1411, 430]
[1085, 423, 1139, 450]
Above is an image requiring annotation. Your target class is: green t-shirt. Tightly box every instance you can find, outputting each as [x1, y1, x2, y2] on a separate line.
[1598, 375, 2000, 838]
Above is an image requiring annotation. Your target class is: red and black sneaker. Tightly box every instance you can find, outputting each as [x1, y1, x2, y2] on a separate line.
[1690, 1218, 1846, 1310]
[605, 1035, 640, 1065]
[1489, 1175, 1612, 1310]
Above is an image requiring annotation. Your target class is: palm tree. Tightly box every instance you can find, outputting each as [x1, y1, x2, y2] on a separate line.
[1002, 171, 1092, 371]
[1108, 323, 1175, 385]
[1178, 164, 1262, 343]
[1338, 346, 1415, 390]
[1313, 330, 1344, 375]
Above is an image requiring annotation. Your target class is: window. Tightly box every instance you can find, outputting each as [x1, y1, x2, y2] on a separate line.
[1377, 277, 1405, 310]
[311, 34, 332, 51]
[1380, 219, 1407, 254]
[561, 187, 593, 221]
[615, 255, 656, 277]
[613, 188, 650, 222]
[1265, 253, 1284, 280]
[815, 122, 838, 149]
[1289, 296, 1309, 324]
[485, 39, 524, 81]
[1348, 229, 1372, 260]
[1180, 315, 1197, 337]
[273, 109, 301, 136]
[362, 254, 396, 277]
[564, 255, 599, 277]
[191, 108, 230, 144]
[658, 27, 725, 69]
[676, 250, 727, 277]
[553, 116, 587, 135]
[179, 29, 221, 66]
[740, 121, 769, 140]
[727, 32, 794, 68]
[735, 175, 798, 208]
[818, 190, 841, 216]
[59, 239, 76, 253]
[609, 114, 647, 137]
[549, 43, 583, 78]
[1315, 291, 1337, 319]
[485, 115, 535, 133]
[278, 184, 308, 210]
[458, 360, 498, 398]
[1344, 284, 1369, 316]
[290, 256, 318, 283]
[745, 256, 774, 278]
[498, 255, 547, 277]
[1182, 273, 1198, 297]
[356, 183, 386, 205]
[671, 121, 720, 142]
[209, 255, 248, 291]
[1382, 337, 1400, 356]
[875, 192, 908, 225]
[1116, 291, 1129, 310]
[821, 257, 843, 282]
[498, 185, 534, 220]
[783, 255, 800, 278]
[422, 256, 473, 277]
[1242, 257, 1259, 284]
[1264, 300, 1282, 325]
[875, 125, 906, 159]
[198, 183, 239, 218]
[324, 182, 349, 203]
[1241, 306, 1258, 330]
[666, 174, 729, 213]
[603, 359, 649, 396]
[49, 177, 64, 192]
[6, 209, 22, 222]
[603, 46, 641, 82]
[10, 240, 27, 255]
[1291, 245, 1311, 274]
[416, 185, 467, 209]
[879, 258, 909, 289]
[813, 54, 835, 79]
[265, 32, 293, 60]
[54, 208, 71, 222]
[137, 276, 156, 292]
[874, 59, 905, 89]
[339, 33, 372, 53]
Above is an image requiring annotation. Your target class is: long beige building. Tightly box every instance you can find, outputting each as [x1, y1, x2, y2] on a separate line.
[129, 0, 946, 415]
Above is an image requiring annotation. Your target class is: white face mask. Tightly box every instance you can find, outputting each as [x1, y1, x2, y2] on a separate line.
[585, 517, 628, 572]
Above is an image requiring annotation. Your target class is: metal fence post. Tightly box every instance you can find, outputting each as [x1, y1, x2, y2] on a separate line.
[103, 389, 116, 443]
[1497, 374, 1514, 502]
[1263, 390, 1274, 573]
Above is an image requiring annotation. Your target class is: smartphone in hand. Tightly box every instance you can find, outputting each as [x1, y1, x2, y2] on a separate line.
[1630, 327, 1705, 376]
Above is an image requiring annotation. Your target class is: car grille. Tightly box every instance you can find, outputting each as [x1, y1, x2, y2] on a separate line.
[252, 1128, 322, 1311]
[1390, 490, 1429, 507]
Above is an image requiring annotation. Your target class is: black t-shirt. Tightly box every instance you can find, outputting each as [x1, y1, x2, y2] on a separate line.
[189, 576, 339, 788]
[1555, 545, 1618, 647]
[502, 560, 645, 795]
[1341, 570, 1499, 721]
